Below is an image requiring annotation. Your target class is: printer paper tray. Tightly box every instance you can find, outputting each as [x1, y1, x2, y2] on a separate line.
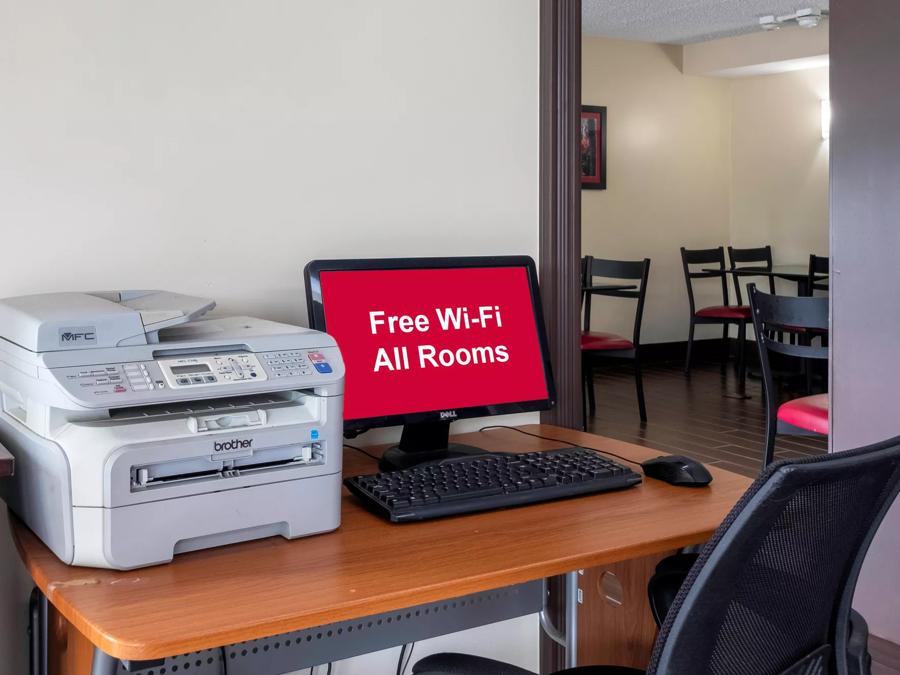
[132, 442, 322, 491]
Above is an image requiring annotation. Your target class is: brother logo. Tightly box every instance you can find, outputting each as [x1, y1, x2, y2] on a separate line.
[213, 438, 254, 452]
[439, 410, 458, 420]
[58, 326, 97, 346]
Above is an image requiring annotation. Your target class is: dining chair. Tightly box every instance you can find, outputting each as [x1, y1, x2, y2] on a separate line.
[726, 245, 775, 306]
[809, 254, 829, 294]
[581, 256, 650, 426]
[748, 284, 829, 468]
[413, 433, 900, 675]
[680, 247, 750, 377]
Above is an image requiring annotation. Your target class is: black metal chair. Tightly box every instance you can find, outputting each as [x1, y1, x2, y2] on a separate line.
[809, 254, 830, 294]
[413, 433, 900, 675]
[727, 245, 776, 305]
[680, 247, 751, 376]
[580, 256, 651, 426]
[748, 284, 829, 468]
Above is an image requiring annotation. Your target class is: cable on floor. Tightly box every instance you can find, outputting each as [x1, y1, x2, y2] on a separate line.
[402, 642, 416, 674]
[478, 424, 644, 469]
[396, 644, 408, 675]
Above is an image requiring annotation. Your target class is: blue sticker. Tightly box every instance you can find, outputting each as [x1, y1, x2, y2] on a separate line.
[311, 429, 319, 440]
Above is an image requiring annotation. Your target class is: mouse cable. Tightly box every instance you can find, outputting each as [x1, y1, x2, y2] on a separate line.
[478, 425, 644, 469]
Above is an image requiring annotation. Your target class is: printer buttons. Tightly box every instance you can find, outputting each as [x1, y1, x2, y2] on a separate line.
[176, 377, 190, 386]
[314, 362, 333, 374]
[204, 375, 217, 383]
[190, 376, 204, 384]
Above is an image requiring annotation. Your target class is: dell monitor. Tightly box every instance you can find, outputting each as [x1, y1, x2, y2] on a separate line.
[305, 256, 556, 470]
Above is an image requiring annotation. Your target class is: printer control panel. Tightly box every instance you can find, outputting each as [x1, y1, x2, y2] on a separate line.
[160, 353, 268, 388]
[50, 346, 341, 404]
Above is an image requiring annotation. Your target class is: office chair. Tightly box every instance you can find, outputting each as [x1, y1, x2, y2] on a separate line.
[749, 284, 829, 468]
[680, 247, 751, 376]
[412, 433, 900, 675]
[580, 256, 651, 425]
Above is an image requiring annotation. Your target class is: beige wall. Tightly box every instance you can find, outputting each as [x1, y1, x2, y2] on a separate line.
[582, 39, 829, 344]
[730, 66, 830, 272]
[582, 38, 732, 344]
[0, 2, 540, 673]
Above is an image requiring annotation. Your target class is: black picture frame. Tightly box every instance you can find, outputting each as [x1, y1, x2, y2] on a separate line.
[581, 105, 607, 190]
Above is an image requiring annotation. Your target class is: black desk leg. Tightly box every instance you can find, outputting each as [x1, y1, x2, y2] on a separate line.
[91, 648, 121, 675]
[28, 587, 47, 675]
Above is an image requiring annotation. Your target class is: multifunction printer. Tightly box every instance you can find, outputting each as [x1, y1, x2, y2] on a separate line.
[0, 290, 344, 569]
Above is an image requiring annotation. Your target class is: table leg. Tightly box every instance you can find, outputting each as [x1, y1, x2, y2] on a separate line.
[90, 648, 119, 675]
[539, 573, 580, 669]
[564, 571, 579, 669]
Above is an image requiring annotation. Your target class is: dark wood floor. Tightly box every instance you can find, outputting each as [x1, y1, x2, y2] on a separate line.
[586, 359, 827, 478]
[586, 359, 900, 673]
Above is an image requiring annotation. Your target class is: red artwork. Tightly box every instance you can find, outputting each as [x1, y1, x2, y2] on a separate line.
[581, 106, 607, 190]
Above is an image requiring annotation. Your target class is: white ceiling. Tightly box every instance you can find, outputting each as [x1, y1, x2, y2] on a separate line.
[583, 0, 829, 44]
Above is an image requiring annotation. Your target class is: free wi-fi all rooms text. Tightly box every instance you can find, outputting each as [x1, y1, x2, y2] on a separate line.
[368, 306, 508, 372]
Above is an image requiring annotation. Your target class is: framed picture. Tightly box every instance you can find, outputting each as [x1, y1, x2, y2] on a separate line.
[580, 105, 607, 190]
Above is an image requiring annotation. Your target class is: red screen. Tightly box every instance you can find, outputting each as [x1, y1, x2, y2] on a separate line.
[319, 266, 550, 421]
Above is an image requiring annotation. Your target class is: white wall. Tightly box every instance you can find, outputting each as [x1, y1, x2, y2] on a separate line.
[0, 1, 540, 672]
[729, 67, 830, 270]
[581, 38, 733, 344]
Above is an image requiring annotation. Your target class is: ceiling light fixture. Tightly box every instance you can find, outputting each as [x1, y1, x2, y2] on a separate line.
[759, 7, 827, 31]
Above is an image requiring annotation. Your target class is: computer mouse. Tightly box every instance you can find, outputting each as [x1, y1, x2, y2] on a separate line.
[641, 455, 713, 487]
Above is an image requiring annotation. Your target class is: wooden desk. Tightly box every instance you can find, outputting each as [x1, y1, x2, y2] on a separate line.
[11, 424, 752, 672]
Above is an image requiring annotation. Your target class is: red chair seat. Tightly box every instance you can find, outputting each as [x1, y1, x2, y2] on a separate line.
[695, 305, 752, 320]
[778, 394, 829, 435]
[581, 331, 634, 351]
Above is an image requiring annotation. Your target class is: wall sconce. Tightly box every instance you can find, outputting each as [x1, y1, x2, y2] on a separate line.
[821, 99, 831, 140]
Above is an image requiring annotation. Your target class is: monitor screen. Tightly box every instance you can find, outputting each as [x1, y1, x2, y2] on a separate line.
[306, 257, 554, 429]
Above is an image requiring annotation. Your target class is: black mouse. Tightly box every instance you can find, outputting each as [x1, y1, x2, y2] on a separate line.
[641, 455, 713, 487]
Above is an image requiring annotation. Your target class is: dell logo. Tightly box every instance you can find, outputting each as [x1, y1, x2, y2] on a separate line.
[213, 438, 253, 452]
[439, 410, 458, 420]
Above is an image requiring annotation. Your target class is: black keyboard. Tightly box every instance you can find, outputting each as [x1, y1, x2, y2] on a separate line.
[344, 447, 642, 522]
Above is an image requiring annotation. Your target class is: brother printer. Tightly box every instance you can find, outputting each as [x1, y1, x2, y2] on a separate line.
[0, 290, 344, 569]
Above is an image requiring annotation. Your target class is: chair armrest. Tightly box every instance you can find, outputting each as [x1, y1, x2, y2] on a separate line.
[846, 609, 872, 675]
[647, 553, 699, 627]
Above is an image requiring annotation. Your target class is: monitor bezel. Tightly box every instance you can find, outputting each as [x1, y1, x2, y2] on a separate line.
[304, 255, 556, 433]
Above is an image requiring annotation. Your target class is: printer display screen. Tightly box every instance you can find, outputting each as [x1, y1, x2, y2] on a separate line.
[170, 364, 211, 375]
[318, 265, 550, 422]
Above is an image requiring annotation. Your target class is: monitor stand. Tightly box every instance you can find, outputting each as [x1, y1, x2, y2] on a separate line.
[378, 421, 492, 471]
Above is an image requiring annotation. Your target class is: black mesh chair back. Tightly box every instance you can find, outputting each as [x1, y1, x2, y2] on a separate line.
[581, 256, 651, 346]
[679, 247, 730, 316]
[809, 254, 830, 293]
[648, 435, 900, 675]
[727, 245, 775, 305]
[749, 284, 829, 467]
